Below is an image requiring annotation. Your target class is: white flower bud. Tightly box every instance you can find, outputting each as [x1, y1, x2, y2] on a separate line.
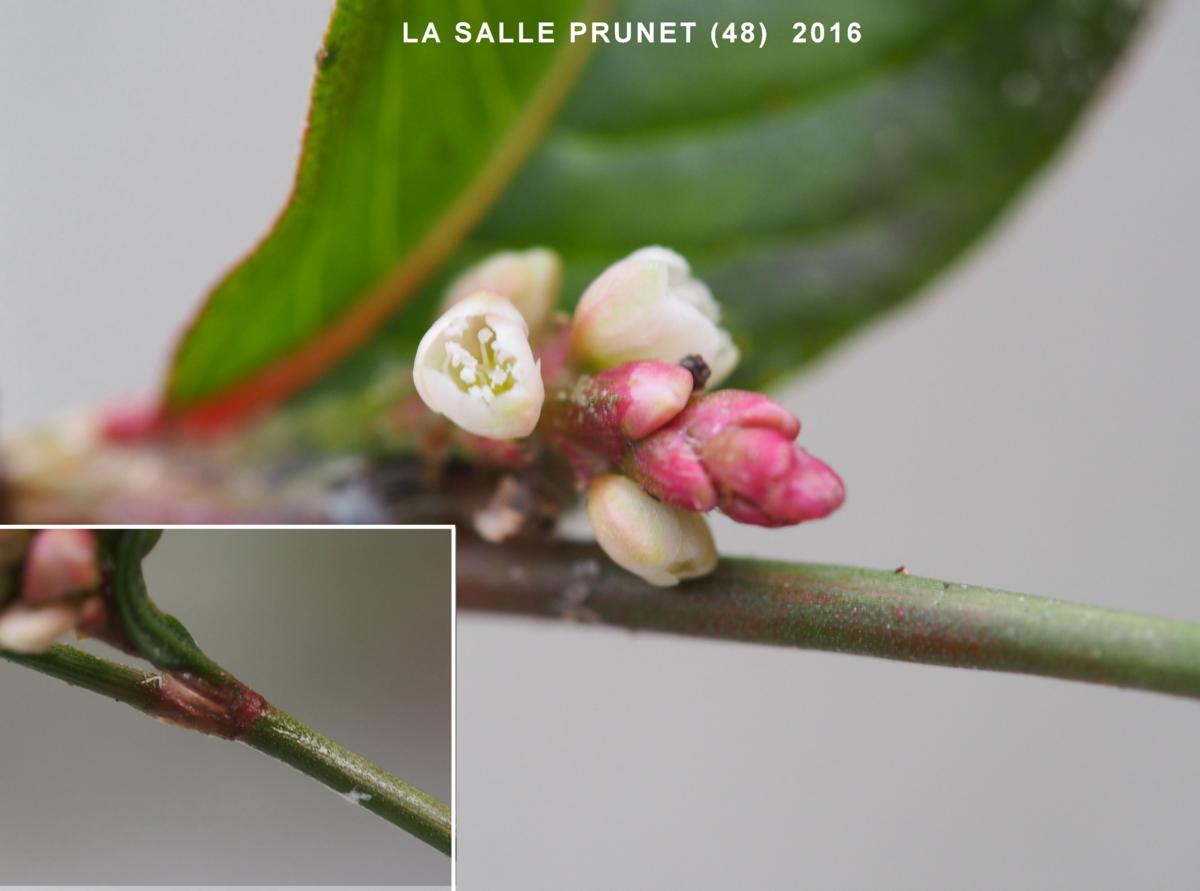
[586, 474, 718, 587]
[413, 292, 545, 438]
[570, 246, 739, 386]
[443, 248, 561, 332]
[0, 603, 80, 654]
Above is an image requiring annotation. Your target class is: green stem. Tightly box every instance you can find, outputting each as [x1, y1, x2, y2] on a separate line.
[245, 706, 451, 854]
[458, 539, 1200, 701]
[2, 644, 452, 854]
[2, 644, 158, 710]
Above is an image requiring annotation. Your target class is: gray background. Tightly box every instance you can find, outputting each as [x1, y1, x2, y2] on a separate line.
[0, 530, 452, 886]
[2, 1, 1199, 889]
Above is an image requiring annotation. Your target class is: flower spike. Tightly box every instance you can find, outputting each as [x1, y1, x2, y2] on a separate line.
[404, 245, 844, 584]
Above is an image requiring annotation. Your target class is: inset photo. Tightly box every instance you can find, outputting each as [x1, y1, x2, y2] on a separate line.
[0, 527, 452, 886]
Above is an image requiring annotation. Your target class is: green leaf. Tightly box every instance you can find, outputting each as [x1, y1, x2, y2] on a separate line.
[107, 530, 229, 685]
[470, 0, 1150, 390]
[169, 0, 1147, 420]
[165, 0, 598, 422]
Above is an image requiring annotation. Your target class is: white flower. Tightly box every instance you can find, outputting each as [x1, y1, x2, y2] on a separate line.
[586, 474, 717, 587]
[0, 603, 80, 654]
[443, 247, 561, 332]
[570, 246, 739, 386]
[413, 292, 545, 438]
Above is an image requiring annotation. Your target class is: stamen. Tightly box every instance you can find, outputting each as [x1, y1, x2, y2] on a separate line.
[440, 323, 519, 399]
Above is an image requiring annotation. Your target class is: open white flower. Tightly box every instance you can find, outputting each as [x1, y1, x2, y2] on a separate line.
[569, 246, 739, 386]
[443, 247, 561, 332]
[586, 474, 717, 587]
[413, 292, 545, 438]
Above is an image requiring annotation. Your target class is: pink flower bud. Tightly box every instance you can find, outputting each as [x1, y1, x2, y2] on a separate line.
[556, 359, 693, 448]
[600, 361, 696, 440]
[702, 428, 844, 526]
[22, 530, 101, 604]
[550, 361, 695, 483]
[631, 391, 845, 527]
[628, 426, 715, 512]
[674, 390, 800, 441]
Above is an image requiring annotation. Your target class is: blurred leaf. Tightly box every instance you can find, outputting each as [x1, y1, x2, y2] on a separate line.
[471, 0, 1150, 390]
[165, 0, 598, 424]
[170, 0, 1148, 422]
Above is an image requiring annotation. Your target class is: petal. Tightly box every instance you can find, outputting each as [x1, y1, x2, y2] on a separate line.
[570, 261, 667, 366]
[586, 474, 717, 587]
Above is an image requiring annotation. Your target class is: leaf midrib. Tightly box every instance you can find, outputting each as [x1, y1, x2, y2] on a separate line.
[170, 0, 611, 424]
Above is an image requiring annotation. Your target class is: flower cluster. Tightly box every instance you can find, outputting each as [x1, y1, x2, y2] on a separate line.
[413, 247, 845, 586]
[0, 530, 103, 653]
